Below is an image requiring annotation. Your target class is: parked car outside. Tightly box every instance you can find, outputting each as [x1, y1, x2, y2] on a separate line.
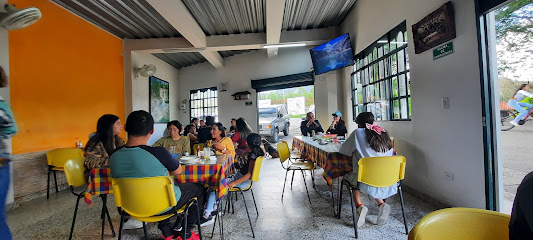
[258, 105, 290, 142]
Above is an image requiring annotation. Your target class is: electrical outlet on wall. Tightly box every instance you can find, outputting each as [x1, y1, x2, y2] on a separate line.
[444, 172, 454, 181]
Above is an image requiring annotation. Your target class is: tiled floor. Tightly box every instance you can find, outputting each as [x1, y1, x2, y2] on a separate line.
[7, 154, 439, 239]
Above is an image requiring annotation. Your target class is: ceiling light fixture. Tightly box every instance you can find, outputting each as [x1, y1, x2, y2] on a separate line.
[377, 40, 407, 44]
[262, 43, 306, 49]
[162, 48, 205, 53]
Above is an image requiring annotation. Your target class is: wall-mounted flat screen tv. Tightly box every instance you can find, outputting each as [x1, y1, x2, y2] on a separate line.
[309, 33, 355, 75]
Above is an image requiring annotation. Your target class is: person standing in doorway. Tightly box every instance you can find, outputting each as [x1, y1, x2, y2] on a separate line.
[508, 84, 533, 127]
[0, 66, 17, 240]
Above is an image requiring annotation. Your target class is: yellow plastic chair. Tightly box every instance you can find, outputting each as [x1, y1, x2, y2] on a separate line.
[112, 176, 202, 240]
[46, 148, 84, 199]
[408, 208, 510, 240]
[192, 143, 204, 155]
[338, 155, 408, 238]
[281, 140, 303, 160]
[64, 158, 115, 240]
[277, 142, 315, 204]
[221, 156, 264, 238]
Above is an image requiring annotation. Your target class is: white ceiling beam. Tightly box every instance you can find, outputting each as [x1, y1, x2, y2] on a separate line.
[266, 0, 286, 57]
[124, 27, 337, 53]
[146, 0, 224, 68]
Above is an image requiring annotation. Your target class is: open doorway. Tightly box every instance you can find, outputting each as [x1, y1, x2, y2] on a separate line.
[489, 1, 533, 213]
[257, 86, 315, 143]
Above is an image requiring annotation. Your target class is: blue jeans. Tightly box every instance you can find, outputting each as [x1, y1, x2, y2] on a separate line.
[203, 172, 251, 216]
[0, 164, 11, 240]
[508, 99, 533, 123]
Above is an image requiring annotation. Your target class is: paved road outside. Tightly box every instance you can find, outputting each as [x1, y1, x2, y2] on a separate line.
[501, 121, 533, 214]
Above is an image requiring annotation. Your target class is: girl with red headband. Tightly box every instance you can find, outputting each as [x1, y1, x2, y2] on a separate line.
[339, 112, 395, 228]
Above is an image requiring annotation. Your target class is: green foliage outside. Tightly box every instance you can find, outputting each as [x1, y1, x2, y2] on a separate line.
[258, 86, 315, 108]
[495, 0, 533, 43]
[500, 77, 530, 101]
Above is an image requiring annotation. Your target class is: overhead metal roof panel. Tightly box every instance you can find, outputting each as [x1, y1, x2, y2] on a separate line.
[182, 0, 266, 36]
[52, 0, 182, 39]
[282, 0, 357, 31]
[152, 52, 207, 69]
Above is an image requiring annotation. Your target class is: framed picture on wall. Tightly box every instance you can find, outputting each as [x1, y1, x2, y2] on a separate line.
[149, 76, 170, 123]
[412, 1, 456, 54]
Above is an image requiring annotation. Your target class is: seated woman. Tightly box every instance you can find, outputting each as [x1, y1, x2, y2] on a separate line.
[205, 122, 236, 158]
[231, 118, 252, 150]
[339, 112, 395, 228]
[84, 114, 125, 169]
[152, 120, 190, 156]
[327, 111, 347, 137]
[300, 112, 324, 136]
[201, 133, 265, 226]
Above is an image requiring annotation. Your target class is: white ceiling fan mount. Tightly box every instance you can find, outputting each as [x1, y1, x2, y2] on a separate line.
[135, 64, 157, 78]
[0, 3, 42, 30]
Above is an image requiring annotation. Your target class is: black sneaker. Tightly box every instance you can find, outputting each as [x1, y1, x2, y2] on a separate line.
[200, 215, 215, 227]
[173, 216, 183, 232]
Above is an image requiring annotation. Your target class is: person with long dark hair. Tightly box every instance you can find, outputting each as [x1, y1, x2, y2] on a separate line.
[205, 122, 235, 158]
[339, 112, 395, 228]
[231, 118, 252, 150]
[201, 133, 264, 226]
[508, 84, 533, 126]
[152, 120, 190, 156]
[327, 111, 347, 137]
[84, 114, 125, 169]
[0, 66, 17, 239]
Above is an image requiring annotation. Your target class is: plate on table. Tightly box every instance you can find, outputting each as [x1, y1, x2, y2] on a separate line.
[180, 156, 199, 163]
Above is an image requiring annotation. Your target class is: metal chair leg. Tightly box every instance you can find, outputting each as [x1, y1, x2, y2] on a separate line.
[118, 212, 125, 240]
[338, 181, 344, 219]
[301, 170, 311, 205]
[101, 198, 106, 240]
[68, 196, 82, 240]
[102, 195, 115, 238]
[250, 188, 258, 216]
[195, 200, 203, 240]
[53, 170, 59, 193]
[240, 189, 255, 238]
[398, 186, 409, 234]
[182, 207, 189, 240]
[282, 170, 289, 201]
[349, 188, 358, 239]
[47, 169, 51, 199]
[142, 222, 148, 240]
[211, 199, 219, 238]
[290, 170, 296, 190]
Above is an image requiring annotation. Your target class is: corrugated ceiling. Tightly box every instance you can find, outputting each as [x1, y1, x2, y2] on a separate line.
[53, 0, 356, 69]
[153, 50, 255, 69]
[282, 0, 357, 31]
[182, 0, 266, 36]
[52, 0, 181, 39]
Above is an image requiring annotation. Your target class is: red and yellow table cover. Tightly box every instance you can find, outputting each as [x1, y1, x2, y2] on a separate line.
[84, 167, 113, 206]
[174, 154, 233, 199]
[292, 136, 352, 186]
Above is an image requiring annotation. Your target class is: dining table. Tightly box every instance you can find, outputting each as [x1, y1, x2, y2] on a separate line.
[174, 153, 234, 199]
[292, 136, 352, 216]
[292, 136, 353, 186]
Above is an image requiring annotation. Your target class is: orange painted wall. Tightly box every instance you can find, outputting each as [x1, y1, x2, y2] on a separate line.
[8, 0, 125, 154]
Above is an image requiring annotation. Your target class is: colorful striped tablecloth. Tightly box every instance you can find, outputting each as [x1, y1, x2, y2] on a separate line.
[84, 167, 113, 206]
[174, 154, 233, 199]
[292, 136, 352, 186]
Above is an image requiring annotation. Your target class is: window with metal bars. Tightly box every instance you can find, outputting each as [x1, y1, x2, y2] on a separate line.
[190, 87, 218, 122]
[351, 21, 411, 121]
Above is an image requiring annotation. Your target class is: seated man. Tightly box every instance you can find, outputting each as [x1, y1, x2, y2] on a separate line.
[198, 116, 214, 143]
[110, 110, 205, 240]
[300, 112, 324, 136]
